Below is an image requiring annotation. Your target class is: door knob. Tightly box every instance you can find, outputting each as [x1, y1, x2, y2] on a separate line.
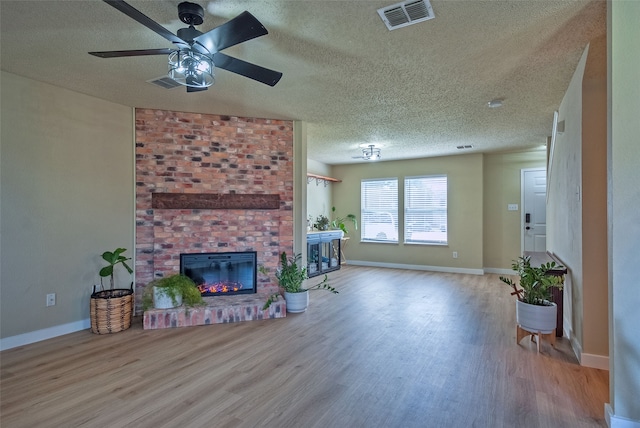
[526, 226, 532, 230]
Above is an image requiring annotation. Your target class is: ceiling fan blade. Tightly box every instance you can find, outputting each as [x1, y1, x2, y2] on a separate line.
[213, 52, 282, 86]
[193, 11, 268, 54]
[102, 0, 188, 48]
[89, 48, 174, 58]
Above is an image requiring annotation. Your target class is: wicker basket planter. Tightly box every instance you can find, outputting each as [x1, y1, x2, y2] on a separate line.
[90, 286, 134, 334]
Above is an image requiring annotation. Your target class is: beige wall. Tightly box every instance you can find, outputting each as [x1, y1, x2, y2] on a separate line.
[332, 154, 484, 270]
[483, 150, 546, 270]
[0, 72, 134, 340]
[608, 0, 640, 422]
[581, 35, 609, 358]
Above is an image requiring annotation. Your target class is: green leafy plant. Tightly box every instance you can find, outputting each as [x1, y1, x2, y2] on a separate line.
[499, 256, 564, 306]
[330, 206, 358, 234]
[142, 274, 204, 311]
[313, 215, 330, 231]
[262, 252, 338, 309]
[99, 248, 133, 290]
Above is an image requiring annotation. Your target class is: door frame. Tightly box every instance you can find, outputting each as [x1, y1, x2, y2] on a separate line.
[520, 167, 546, 254]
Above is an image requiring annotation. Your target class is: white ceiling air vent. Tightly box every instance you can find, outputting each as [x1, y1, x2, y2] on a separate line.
[377, 0, 435, 31]
[147, 76, 182, 90]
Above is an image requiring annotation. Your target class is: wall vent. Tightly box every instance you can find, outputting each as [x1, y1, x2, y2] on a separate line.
[377, 0, 435, 31]
[147, 76, 182, 89]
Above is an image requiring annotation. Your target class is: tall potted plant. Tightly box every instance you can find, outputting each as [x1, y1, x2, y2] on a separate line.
[90, 247, 134, 334]
[330, 206, 357, 234]
[499, 256, 564, 349]
[262, 252, 338, 313]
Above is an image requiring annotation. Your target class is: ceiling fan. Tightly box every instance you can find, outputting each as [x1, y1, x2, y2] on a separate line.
[352, 145, 382, 161]
[89, 0, 282, 92]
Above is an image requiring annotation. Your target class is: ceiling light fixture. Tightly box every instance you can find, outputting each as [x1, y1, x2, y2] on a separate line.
[168, 49, 214, 88]
[362, 145, 382, 161]
[487, 99, 503, 108]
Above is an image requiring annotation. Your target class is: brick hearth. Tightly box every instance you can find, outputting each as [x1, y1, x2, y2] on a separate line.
[143, 294, 286, 330]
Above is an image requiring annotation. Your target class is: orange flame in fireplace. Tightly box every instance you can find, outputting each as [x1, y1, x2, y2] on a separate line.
[197, 282, 242, 294]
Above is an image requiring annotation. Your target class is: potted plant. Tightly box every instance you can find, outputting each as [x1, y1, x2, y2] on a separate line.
[90, 247, 134, 334]
[98, 247, 133, 289]
[313, 215, 330, 231]
[141, 274, 204, 310]
[262, 252, 338, 313]
[330, 206, 358, 234]
[499, 256, 564, 348]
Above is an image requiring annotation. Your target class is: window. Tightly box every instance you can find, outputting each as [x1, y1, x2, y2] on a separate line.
[361, 178, 398, 243]
[404, 175, 447, 244]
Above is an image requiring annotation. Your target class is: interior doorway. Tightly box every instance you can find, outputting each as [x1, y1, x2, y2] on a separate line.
[521, 168, 547, 253]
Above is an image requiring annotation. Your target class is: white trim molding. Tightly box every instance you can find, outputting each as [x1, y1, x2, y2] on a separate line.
[347, 260, 484, 275]
[0, 318, 90, 351]
[605, 404, 640, 428]
[581, 353, 610, 371]
[484, 267, 516, 275]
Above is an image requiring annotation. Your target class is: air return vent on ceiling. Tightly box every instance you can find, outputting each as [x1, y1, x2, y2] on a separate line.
[147, 76, 182, 89]
[377, 0, 435, 31]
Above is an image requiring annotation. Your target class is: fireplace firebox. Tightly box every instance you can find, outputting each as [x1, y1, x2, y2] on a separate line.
[180, 251, 257, 296]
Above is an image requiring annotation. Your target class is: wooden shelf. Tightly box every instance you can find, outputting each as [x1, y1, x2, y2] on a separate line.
[307, 173, 341, 187]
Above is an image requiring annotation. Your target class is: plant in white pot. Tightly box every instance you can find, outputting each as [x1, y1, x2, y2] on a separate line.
[262, 252, 338, 313]
[499, 256, 564, 350]
[142, 274, 204, 310]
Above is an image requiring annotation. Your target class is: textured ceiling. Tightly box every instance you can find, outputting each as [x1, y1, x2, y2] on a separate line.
[0, 0, 605, 165]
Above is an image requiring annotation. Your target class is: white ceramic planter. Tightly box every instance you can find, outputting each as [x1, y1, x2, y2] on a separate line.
[153, 286, 182, 309]
[516, 300, 557, 334]
[284, 290, 309, 313]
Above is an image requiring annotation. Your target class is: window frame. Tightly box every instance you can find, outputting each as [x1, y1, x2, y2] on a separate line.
[360, 178, 399, 244]
[403, 174, 448, 245]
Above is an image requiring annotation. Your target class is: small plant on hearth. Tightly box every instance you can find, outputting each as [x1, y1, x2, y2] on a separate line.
[141, 274, 204, 311]
[261, 251, 338, 310]
[499, 256, 564, 306]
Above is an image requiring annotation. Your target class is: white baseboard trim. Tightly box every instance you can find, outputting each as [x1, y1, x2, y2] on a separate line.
[564, 328, 609, 370]
[0, 318, 90, 351]
[347, 260, 484, 275]
[606, 404, 640, 428]
[484, 267, 516, 275]
[581, 353, 610, 371]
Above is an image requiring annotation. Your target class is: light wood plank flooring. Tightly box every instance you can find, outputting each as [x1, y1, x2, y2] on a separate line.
[0, 266, 609, 427]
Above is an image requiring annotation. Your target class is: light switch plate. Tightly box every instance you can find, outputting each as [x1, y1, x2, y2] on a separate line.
[508, 204, 518, 211]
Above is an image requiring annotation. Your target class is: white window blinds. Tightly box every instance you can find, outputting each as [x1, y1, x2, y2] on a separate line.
[404, 175, 448, 244]
[361, 178, 399, 243]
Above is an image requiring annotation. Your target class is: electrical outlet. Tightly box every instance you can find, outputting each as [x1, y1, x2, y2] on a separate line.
[46, 293, 56, 307]
[453, 251, 458, 259]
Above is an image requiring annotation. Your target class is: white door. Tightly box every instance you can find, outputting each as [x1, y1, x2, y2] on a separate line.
[522, 168, 547, 252]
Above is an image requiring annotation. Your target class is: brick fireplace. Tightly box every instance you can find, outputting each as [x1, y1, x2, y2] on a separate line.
[134, 108, 294, 319]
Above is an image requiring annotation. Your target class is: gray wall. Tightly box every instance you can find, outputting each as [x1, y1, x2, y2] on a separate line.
[608, 0, 640, 423]
[0, 72, 134, 341]
[547, 38, 609, 362]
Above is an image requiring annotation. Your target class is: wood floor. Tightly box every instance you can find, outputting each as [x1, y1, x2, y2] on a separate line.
[0, 266, 609, 428]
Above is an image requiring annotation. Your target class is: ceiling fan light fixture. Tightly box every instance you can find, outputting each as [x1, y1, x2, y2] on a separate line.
[168, 49, 214, 88]
[362, 145, 382, 161]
